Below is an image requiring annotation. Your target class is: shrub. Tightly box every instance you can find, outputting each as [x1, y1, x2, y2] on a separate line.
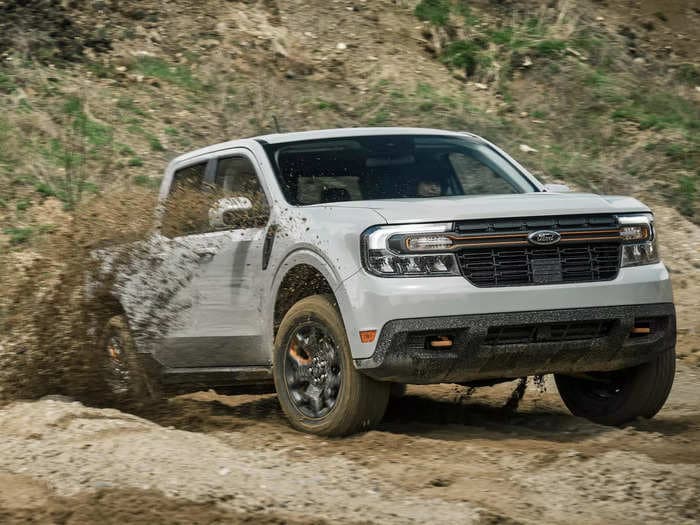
[414, 0, 451, 26]
[441, 40, 482, 76]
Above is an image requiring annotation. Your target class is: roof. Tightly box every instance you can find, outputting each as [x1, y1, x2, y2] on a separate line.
[170, 127, 482, 165]
[256, 127, 481, 144]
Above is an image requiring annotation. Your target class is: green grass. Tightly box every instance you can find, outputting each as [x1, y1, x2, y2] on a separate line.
[612, 91, 700, 132]
[0, 116, 17, 170]
[148, 135, 165, 151]
[117, 144, 136, 156]
[0, 70, 16, 93]
[85, 61, 114, 79]
[132, 174, 161, 189]
[34, 178, 98, 207]
[317, 99, 340, 111]
[368, 108, 390, 125]
[677, 175, 698, 217]
[117, 97, 148, 117]
[441, 40, 482, 76]
[132, 57, 203, 91]
[62, 96, 113, 147]
[15, 199, 31, 212]
[676, 64, 700, 86]
[128, 156, 144, 167]
[414, 0, 451, 26]
[3, 227, 33, 245]
[533, 39, 567, 57]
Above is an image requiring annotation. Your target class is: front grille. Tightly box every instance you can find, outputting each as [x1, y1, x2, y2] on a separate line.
[458, 243, 620, 287]
[484, 320, 613, 345]
[454, 214, 621, 287]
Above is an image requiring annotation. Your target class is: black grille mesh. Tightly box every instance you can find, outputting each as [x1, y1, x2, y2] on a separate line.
[458, 243, 620, 287]
[484, 320, 613, 345]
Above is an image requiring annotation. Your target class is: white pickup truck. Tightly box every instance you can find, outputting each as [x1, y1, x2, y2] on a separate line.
[97, 127, 676, 436]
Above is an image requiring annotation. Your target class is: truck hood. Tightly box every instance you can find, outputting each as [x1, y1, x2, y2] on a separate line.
[314, 193, 650, 224]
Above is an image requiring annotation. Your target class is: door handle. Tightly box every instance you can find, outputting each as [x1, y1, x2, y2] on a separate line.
[262, 224, 278, 270]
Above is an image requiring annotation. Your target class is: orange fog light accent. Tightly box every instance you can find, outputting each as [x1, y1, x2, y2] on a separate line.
[430, 336, 453, 348]
[631, 326, 651, 335]
[359, 330, 377, 343]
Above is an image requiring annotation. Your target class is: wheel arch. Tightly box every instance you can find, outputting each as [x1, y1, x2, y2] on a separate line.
[267, 250, 352, 346]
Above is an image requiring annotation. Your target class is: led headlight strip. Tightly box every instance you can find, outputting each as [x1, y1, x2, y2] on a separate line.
[361, 223, 460, 277]
[618, 214, 659, 267]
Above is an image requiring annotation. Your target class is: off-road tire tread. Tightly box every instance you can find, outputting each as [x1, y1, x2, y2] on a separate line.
[555, 347, 675, 426]
[273, 294, 390, 436]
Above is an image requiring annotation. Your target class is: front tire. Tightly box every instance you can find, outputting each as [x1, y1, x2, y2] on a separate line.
[555, 347, 675, 426]
[273, 294, 390, 436]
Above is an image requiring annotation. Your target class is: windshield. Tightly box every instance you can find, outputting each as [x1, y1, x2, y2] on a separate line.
[262, 135, 537, 205]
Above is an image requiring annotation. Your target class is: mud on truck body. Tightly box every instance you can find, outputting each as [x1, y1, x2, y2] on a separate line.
[98, 127, 676, 436]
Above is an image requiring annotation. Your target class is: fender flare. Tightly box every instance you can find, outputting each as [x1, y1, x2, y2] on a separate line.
[263, 247, 356, 352]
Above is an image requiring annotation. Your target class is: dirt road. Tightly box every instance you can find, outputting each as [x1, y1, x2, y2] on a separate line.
[0, 364, 697, 524]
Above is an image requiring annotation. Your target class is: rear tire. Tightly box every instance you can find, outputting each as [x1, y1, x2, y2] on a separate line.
[273, 294, 390, 436]
[555, 347, 675, 426]
[97, 314, 161, 405]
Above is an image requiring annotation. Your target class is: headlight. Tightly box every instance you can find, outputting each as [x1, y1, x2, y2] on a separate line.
[619, 215, 660, 267]
[361, 223, 460, 277]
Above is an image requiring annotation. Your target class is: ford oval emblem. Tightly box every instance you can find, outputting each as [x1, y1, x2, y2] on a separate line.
[528, 230, 561, 246]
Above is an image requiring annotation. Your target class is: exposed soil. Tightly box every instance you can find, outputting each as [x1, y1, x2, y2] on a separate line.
[1, 364, 698, 524]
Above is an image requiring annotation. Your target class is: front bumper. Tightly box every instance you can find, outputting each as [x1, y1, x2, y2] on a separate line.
[354, 303, 675, 383]
[336, 262, 673, 359]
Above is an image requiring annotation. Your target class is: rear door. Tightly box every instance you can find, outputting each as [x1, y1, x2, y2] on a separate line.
[156, 149, 272, 368]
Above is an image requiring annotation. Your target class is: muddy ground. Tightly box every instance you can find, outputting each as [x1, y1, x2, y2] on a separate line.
[0, 364, 697, 524]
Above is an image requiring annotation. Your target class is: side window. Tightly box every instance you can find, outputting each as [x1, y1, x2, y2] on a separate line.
[161, 162, 210, 237]
[214, 156, 269, 228]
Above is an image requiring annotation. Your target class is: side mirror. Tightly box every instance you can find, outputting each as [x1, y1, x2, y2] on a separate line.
[208, 197, 253, 229]
[543, 183, 571, 193]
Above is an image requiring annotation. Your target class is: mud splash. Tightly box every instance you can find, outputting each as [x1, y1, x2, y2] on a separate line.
[0, 188, 161, 404]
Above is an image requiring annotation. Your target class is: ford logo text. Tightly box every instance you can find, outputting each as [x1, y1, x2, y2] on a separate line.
[528, 230, 561, 246]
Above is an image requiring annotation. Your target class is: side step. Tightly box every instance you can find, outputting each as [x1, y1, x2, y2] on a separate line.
[161, 366, 273, 387]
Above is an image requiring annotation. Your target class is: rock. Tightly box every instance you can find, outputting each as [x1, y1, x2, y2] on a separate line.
[473, 82, 488, 90]
[523, 56, 533, 67]
[566, 47, 585, 60]
[336, 42, 347, 51]
[519, 144, 538, 153]
[39, 395, 75, 403]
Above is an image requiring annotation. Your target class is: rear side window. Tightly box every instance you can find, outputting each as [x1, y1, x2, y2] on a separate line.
[161, 162, 210, 237]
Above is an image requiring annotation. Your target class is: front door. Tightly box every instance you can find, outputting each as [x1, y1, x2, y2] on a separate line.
[156, 150, 271, 368]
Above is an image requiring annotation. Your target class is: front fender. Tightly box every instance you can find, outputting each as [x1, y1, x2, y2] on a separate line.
[262, 248, 352, 351]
